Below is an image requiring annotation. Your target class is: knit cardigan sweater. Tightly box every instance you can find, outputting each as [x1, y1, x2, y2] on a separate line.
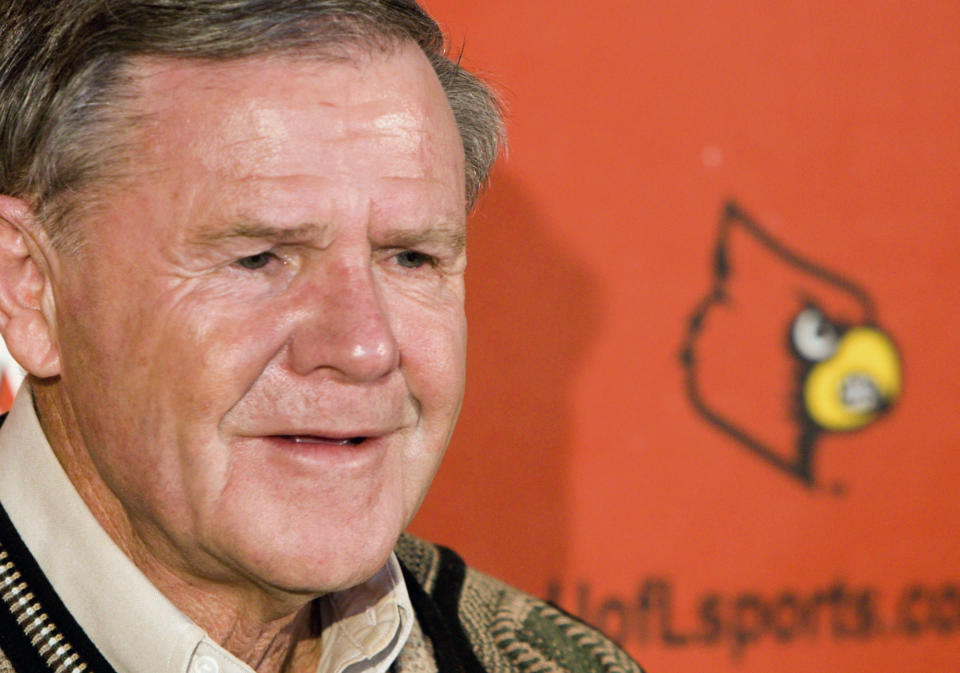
[0, 506, 642, 673]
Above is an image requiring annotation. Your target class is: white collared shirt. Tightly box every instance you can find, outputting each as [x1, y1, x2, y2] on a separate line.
[0, 387, 412, 673]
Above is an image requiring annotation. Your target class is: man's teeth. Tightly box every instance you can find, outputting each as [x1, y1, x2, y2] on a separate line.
[288, 435, 365, 445]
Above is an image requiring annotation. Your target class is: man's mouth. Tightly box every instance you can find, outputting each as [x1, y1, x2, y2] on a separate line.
[276, 435, 368, 446]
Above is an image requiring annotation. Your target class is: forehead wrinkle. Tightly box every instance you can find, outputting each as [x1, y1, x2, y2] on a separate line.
[129, 57, 450, 185]
[209, 112, 433, 184]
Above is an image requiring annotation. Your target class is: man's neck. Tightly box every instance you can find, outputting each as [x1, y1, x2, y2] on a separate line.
[142, 562, 326, 673]
[195, 600, 322, 673]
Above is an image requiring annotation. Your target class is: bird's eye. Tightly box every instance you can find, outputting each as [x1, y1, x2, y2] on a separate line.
[236, 252, 275, 270]
[395, 250, 434, 269]
[791, 307, 839, 362]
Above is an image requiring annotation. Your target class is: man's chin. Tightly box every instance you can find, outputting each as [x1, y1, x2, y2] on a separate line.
[209, 518, 404, 598]
[196, 458, 414, 597]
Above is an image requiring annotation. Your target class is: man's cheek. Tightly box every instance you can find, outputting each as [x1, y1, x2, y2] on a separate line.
[394, 290, 466, 358]
[164, 308, 286, 402]
[412, 316, 467, 390]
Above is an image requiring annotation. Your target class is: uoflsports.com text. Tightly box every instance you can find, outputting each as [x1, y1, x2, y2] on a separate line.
[547, 578, 960, 658]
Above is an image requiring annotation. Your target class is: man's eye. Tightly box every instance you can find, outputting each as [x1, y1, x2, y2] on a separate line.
[395, 250, 435, 269]
[235, 252, 276, 270]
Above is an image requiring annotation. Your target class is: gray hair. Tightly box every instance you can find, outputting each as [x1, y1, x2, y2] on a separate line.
[0, 0, 503, 250]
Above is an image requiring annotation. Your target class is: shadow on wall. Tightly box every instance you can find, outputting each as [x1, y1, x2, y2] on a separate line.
[409, 169, 602, 595]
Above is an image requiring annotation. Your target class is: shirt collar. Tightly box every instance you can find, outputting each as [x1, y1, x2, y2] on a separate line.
[0, 386, 412, 673]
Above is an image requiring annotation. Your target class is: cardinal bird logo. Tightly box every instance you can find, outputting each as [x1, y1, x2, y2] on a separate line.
[680, 202, 901, 489]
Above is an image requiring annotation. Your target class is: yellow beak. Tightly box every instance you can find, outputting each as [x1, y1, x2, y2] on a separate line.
[803, 326, 902, 431]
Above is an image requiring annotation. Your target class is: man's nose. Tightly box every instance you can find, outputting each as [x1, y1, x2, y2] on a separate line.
[288, 262, 400, 382]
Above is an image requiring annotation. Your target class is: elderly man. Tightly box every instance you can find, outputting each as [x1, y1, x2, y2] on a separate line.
[0, 2, 641, 672]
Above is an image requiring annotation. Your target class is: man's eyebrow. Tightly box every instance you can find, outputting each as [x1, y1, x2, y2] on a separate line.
[379, 225, 467, 254]
[190, 221, 326, 245]
[190, 220, 466, 253]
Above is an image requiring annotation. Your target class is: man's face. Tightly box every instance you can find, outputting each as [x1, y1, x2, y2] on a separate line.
[48, 44, 466, 594]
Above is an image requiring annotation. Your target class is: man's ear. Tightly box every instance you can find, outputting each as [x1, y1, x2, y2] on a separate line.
[0, 195, 60, 379]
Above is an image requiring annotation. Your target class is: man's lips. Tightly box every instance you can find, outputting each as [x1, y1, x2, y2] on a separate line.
[245, 425, 404, 447]
[275, 435, 368, 446]
[233, 410, 414, 451]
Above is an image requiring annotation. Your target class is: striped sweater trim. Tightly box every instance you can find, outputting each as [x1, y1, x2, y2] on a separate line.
[0, 499, 117, 673]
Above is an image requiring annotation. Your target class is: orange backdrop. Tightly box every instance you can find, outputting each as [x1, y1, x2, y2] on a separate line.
[406, 2, 960, 672]
[0, 2, 956, 672]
